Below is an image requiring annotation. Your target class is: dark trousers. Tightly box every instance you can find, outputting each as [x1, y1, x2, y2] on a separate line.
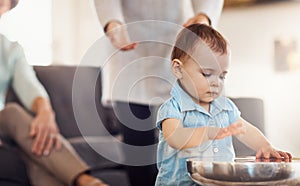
[0, 144, 31, 186]
[115, 102, 158, 186]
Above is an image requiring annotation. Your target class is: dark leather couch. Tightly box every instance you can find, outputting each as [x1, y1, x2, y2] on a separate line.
[3, 65, 264, 186]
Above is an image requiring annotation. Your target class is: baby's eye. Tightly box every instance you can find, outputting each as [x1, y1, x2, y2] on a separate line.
[202, 73, 211, 77]
[219, 74, 226, 80]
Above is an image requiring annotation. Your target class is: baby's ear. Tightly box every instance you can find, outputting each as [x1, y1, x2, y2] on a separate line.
[171, 59, 183, 79]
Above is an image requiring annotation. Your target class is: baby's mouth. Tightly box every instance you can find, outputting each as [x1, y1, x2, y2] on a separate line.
[208, 91, 219, 96]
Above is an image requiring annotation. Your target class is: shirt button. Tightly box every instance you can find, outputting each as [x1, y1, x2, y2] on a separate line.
[213, 147, 219, 153]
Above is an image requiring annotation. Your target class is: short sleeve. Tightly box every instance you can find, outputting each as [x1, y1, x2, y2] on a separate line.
[226, 98, 241, 124]
[156, 99, 182, 130]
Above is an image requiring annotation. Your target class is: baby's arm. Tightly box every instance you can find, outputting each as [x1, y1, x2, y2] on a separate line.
[161, 118, 244, 150]
[235, 118, 292, 159]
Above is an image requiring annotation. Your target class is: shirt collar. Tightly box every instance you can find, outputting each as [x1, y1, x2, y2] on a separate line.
[170, 81, 232, 115]
[210, 96, 233, 116]
[171, 81, 196, 112]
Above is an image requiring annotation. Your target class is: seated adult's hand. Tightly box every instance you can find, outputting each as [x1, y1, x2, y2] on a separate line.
[30, 109, 61, 156]
[183, 13, 211, 27]
[30, 97, 61, 156]
[105, 20, 137, 51]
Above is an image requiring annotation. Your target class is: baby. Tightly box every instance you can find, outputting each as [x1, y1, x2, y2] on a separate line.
[155, 24, 292, 186]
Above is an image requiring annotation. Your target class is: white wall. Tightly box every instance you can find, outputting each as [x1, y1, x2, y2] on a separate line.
[52, 0, 102, 65]
[0, 0, 52, 65]
[219, 1, 300, 157]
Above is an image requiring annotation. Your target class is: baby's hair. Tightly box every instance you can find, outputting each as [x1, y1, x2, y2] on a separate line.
[171, 24, 228, 61]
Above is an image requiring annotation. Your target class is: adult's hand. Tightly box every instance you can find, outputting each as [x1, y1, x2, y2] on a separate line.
[0, 139, 2, 147]
[30, 97, 61, 156]
[183, 13, 211, 27]
[105, 20, 137, 51]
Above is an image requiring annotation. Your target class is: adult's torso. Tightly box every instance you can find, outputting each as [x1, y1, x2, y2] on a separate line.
[121, 0, 194, 23]
[102, 1, 196, 105]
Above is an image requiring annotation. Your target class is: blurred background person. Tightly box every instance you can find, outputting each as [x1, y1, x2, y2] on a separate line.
[0, 0, 107, 185]
[92, 1, 224, 185]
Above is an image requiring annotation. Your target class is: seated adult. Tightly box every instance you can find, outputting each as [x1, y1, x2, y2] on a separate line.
[0, 0, 108, 186]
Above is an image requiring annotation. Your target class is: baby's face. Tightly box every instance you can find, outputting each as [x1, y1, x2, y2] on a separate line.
[178, 44, 230, 107]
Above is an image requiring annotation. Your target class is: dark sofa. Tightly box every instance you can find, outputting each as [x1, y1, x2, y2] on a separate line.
[3, 65, 264, 186]
[4, 65, 130, 186]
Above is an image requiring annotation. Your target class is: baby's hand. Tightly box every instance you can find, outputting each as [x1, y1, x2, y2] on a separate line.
[208, 122, 246, 140]
[256, 146, 292, 160]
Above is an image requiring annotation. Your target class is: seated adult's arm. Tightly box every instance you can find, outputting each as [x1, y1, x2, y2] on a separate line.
[30, 97, 61, 156]
[11, 44, 60, 156]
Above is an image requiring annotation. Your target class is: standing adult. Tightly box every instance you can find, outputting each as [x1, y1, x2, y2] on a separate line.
[92, 1, 224, 185]
[0, 0, 107, 185]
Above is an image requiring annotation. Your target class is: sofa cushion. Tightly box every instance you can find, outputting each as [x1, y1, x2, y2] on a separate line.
[33, 66, 121, 138]
[91, 169, 130, 186]
[33, 66, 125, 171]
[0, 145, 31, 186]
[5, 65, 125, 172]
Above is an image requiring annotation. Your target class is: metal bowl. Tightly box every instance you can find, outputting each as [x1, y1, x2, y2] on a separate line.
[187, 158, 300, 186]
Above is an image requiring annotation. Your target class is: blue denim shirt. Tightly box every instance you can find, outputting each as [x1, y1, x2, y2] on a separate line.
[155, 82, 241, 186]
